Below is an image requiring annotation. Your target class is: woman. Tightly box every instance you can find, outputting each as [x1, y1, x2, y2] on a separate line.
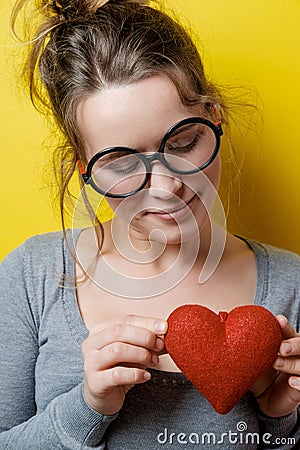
[1, 0, 299, 448]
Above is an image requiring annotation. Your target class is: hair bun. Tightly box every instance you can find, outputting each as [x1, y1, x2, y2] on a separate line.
[48, 1, 80, 19]
[49, 0, 150, 20]
[90, 0, 152, 11]
[96, 0, 151, 8]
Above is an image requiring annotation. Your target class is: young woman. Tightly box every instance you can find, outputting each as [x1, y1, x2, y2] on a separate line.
[1, 1, 299, 448]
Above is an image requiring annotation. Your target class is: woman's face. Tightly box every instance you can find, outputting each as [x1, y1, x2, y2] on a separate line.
[77, 75, 221, 244]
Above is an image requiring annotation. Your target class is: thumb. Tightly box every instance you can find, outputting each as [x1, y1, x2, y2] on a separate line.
[277, 315, 298, 340]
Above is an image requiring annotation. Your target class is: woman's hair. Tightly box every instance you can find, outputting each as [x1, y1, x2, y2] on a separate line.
[11, 0, 227, 250]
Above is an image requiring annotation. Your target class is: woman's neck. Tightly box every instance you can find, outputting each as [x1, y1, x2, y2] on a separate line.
[99, 215, 225, 279]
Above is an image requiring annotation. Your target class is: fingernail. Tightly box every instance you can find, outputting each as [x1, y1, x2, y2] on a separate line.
[290, 377, 300, 387]
[143, 371, 151, 381]
[155, 337, 164, 350]
[274, 357, 285, 367]
[277, 315, 287, 327]
[155, 320, 167, 333]
[281, 343, 292, 354]
[152, 353, 159, 364]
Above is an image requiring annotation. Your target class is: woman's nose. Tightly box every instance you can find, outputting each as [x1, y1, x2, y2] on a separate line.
[148, 161, 183, 199]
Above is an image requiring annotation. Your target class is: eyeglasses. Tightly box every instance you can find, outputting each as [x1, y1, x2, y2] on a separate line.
[78, 116, 223, 198]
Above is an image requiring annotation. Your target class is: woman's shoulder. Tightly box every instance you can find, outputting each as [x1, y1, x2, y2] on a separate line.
[0, 230, 80, 319]
[0, 229, 81, 278]
[243, 237, 300, 293]
[20, 229, 65, 252]
[245, 238, 300, 272]
[2, 230, 64, 266]
[227, 234, 300, 282]
[3, 229, 80, 259]
[241, 237, 300, 326]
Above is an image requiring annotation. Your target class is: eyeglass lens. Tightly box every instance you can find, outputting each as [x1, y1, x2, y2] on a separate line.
[90, 121, 217, 196]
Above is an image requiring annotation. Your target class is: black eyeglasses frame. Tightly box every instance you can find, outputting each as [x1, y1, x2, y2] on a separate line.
[79, 116, 223, 198]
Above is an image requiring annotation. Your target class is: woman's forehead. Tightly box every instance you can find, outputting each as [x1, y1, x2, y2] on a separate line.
[77, 75, 202, 155]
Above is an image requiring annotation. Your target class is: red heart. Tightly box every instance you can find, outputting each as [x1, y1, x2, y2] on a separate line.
[165, 304, 282, 414]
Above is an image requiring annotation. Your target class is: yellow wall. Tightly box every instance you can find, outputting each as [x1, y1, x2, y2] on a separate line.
[1, 0, 299, 260]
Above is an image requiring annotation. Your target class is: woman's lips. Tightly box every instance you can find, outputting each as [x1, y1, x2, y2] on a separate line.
[147, 195, 197, 221]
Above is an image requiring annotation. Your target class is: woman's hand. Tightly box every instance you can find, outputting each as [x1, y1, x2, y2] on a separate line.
[82, 315, 168, 416]
[251, 315, 300, 417]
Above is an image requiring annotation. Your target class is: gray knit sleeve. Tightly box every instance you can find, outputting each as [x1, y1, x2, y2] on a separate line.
[254, 242, 300, 448]
[257, 409, 300, 448]
[0, 244, 117, 449]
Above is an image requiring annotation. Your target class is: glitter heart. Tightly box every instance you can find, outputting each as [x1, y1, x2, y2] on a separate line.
[165, 304, 282, 414]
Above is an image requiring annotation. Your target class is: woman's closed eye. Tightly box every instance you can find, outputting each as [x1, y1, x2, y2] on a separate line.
[167, 134, 200, 155]
[108, 158, 140, 174]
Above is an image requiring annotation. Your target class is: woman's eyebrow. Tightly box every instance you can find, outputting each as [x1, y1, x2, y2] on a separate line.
[100, 151, 132, 161]
[168, 123, 197, 138]
[96, 123, 199, 157]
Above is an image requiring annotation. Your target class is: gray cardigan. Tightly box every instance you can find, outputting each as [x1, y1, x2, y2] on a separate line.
[0, 230, 299, 449]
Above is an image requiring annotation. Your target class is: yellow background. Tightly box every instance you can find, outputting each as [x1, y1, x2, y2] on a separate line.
[0, 0, 299, 260]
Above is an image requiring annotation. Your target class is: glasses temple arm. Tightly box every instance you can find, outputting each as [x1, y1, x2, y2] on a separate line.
[77, 159, 89, 183]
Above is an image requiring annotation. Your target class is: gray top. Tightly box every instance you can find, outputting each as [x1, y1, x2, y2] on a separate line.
[0, 230, 299, 449]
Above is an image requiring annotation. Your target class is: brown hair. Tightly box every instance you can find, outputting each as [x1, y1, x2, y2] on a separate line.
[11, 0, 227, 250]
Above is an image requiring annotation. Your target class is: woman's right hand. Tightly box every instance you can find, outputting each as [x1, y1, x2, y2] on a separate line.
[82, 315, 168, 416]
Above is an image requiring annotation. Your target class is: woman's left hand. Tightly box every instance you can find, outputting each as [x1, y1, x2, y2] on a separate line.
[251, 315, 300, 417]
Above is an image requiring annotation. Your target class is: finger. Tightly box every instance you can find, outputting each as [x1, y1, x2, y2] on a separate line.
[277, 315, 298, 340]
[254, 372, 300, 417]
[289, 376, 300, 391]
[285, 376, 300, 406]
[279, 337, 300, 357]
[89, 315, 168, 337]
[273, 356, 300, 375]
[86, 323, 165, 353]
[99, 366, 152, 390]
[123, 314, 168, 335]
[86, 342, 159, 371]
